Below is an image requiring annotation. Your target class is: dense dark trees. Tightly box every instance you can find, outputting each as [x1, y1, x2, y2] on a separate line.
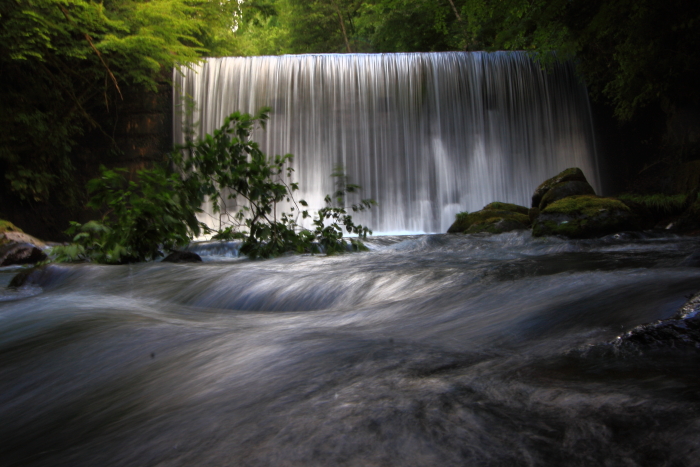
[1, 0, 698, 233]
[0, 0, 240, 203]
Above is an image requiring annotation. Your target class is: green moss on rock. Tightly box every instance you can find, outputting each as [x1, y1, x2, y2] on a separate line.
[539, 180, 596, 210]
[544, 195, 630, 216]
[532, 195, 635, 238]
[0, 220, 23, 234]
[466, 218, 528, 234]
[448, 209, 530, 234]
[482, 202, 529, 215]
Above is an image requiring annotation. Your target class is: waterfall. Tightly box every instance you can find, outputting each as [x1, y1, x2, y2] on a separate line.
[173, 52, 599, 234]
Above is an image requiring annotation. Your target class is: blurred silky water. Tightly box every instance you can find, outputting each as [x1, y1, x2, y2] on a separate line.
[1, 232, 700, 466]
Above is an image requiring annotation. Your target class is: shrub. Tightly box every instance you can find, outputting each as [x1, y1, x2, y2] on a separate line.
[53, 109, 376, 263]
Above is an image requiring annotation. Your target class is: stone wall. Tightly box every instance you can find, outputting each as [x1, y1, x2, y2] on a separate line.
[0, 78, 173, 241]
[112, 82, 173, 169]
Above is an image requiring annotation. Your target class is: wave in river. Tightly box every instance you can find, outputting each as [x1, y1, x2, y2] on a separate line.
[1, 232, 699, 466]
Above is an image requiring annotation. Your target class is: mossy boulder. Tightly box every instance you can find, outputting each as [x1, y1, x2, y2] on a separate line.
[531, 168, 594, 209]
[481, 202, 529, 216]
[0, 220, 23, 234]
[0, 219, 47, 265]
[532, 195, 636, 238]
[465, 217, 529, 234]
[447, 202, 530, 234]
[539, 180, 596, 211]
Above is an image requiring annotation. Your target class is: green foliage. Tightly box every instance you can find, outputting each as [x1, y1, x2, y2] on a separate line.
[617, 193, 689, 215]
[310, 167, 377, 255]
[227, 0, 289, 56]
[51, 165, 206, 263]
[0, 0, 232, 202]
[355, 0, 468, 52]
[54, 109, 376, 263]
[230, 0, 468, 54]
[177, 107, 305, 258]
[179, 109, 376, 258]
[459, 0, 700, 121]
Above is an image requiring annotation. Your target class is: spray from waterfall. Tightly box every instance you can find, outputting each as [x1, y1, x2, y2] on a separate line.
[174, 52, 599, 234]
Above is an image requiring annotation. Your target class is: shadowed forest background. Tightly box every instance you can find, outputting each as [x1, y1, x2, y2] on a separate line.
[1, 0, 699, 239]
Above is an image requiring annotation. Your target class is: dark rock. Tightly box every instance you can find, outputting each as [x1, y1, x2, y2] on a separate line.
[482, 202, 529, 216]
[531, 167, 590, 208]
[447, 208, 530, 234]
[528, 207, 539, 223]
[466, 218, 528, 234]
[532, 195, 636, 238]
[0, 230, 46, 248]
[9, 264, 76, 289]
[162, 251, 202, 263]
[673, 198, 700, 233]
[611, 291, 700, 353]
[9, 268, 36, 287]
[0, 242, 47, 266]
[538, 180, 596, 211]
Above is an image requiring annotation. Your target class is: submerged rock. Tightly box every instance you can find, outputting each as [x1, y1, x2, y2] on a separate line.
[162, 251, 203, 263]
[447, 202, 530, 234]
[612, 291, 700, 353]
[532, 195, 636, 238]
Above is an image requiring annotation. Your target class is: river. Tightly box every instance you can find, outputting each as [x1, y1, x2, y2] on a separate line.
[1, 231, 699, 466]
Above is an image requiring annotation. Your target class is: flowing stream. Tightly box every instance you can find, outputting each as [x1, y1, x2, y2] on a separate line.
[174, 52, 600, 234]
[2, 232, 700, 466]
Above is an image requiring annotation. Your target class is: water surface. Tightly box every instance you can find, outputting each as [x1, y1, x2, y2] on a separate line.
[1, 232, 699, 466]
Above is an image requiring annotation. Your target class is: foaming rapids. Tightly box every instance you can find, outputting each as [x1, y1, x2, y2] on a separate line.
[2, 232, 700, 466]
[174, 53, 600, 233]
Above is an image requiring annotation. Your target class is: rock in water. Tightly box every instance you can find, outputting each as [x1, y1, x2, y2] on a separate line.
[481, 202, 529, 216]
[611, 291, 700, 353]
[447, 202, 530, 234]
[0, 220, 48, 266]
[531, 167, 593, 209]
[532, 195, 636, 238]
[0, 242, 47, 266]
[538, 180, 596, 211]
[162, 251, 203, 263]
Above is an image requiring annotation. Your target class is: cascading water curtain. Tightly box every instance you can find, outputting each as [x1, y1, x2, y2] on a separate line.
[174, 52, 600, 234]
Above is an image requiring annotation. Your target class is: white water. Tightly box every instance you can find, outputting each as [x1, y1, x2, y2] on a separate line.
[2, 233, 700, 466]
[173, 52, 599, 234]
